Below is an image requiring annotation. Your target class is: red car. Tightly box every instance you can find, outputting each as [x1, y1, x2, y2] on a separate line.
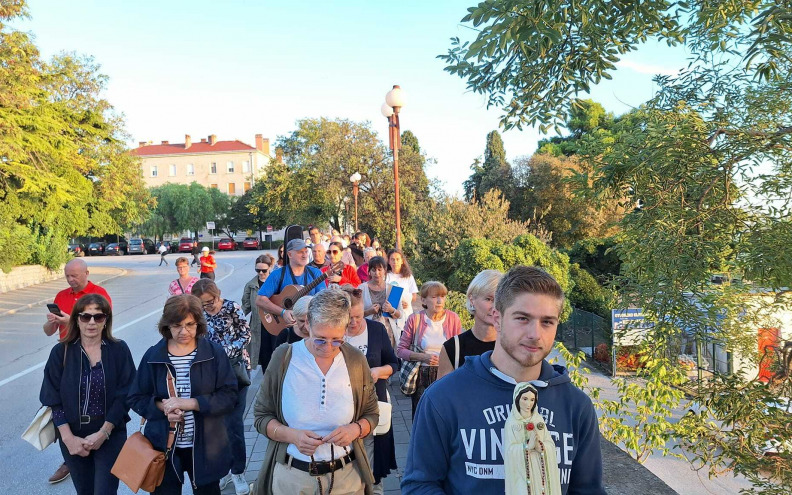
[178, 238, 194, 252]
[217, 238, 236, 251]
[242, 237, 260, 250]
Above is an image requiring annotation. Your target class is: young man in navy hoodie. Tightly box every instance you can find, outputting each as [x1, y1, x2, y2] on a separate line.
[402, 265, 606, 494]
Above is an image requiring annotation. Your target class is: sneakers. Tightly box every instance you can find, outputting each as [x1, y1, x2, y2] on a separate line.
[219, 472, 250, 494]
[48, 463, 70, 484]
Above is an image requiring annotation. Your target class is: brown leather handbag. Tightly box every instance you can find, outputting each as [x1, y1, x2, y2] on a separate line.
[112, 368, 179, 493]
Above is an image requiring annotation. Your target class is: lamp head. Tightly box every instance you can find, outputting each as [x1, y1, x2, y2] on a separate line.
[350, 172, 362, 183]
[381, 102, 394, 118]
[385, 85, 405, 108]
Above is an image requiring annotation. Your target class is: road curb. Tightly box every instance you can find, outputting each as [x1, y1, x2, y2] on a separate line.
[0, 268, 128, 318]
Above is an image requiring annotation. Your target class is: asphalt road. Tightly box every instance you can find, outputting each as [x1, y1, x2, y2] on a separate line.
[0, 249, 268, 494]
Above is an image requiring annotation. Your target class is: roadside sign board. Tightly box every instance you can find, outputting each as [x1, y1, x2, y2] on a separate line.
[266, 225, 273, 232]
[206, 221, 215, 230]
[612, 308, 653, 346]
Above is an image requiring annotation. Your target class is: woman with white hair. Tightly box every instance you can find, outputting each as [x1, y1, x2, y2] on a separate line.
[253, 289, 379, 494]
[437, 269, 503, 379]
[274, 296, 312, 346]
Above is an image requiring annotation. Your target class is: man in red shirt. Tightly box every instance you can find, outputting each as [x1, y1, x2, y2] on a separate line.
[322, 241, 361, 287]
[42, 258, 112, 484]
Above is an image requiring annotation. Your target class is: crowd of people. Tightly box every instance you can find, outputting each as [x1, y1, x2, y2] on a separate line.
[36, 228, 606, 495]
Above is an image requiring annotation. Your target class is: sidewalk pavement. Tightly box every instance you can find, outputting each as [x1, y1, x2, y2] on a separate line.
[235, 369, 410, 494]
[0, 266, 126, 317]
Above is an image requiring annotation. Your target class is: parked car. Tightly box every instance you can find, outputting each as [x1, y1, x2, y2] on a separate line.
[87, 242, 106, 256]
[68, 243, 86, 257]
[178, 238, 195, 252]
[142, 238, 156, 254]
[242, 237, 260, 250]
[105, 243, 124, 255]
[127, 238, 148, 255]
[156, 240, 178, 253]
[217, 238, 236, 251]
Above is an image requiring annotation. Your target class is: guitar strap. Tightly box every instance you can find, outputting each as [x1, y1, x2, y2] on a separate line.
[278, 263, 312, 293]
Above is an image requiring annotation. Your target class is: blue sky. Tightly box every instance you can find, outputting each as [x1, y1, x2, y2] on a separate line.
[17, 0, 687, 195]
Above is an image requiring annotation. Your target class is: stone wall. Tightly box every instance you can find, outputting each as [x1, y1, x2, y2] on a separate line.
[0, 264, 64, 293]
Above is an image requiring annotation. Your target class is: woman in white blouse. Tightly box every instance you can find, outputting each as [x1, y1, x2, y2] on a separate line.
[396, 281, 462, 417]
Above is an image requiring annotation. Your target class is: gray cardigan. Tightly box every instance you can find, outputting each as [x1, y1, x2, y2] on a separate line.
[241, 275, 263, 367]
[253, 342, 379, 494]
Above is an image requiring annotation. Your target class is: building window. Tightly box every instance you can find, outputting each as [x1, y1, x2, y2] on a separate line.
[227, 161, 234, 173]
[228, 183, 236, 195]
[169, 164, 176, 176]
[242, 160, 251, 173]
[151, 165, 158, 177]
[210, 183, 218, 189]
[244, 181, 251, 193]
[186, 163, 194, 175]
[210, 162, 217, 174]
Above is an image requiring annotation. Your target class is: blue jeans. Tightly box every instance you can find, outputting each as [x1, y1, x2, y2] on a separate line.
[225, 384, 248, 474]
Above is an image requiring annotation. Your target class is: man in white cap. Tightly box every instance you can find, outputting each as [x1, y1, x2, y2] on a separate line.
[199, 246, 217, 280]
[256, 239, 326, 327]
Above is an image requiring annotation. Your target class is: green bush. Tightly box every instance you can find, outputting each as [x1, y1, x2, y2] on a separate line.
[449, 234, 573, 320]
[568, 263, 615, 318]
[445, 290, 474, 330]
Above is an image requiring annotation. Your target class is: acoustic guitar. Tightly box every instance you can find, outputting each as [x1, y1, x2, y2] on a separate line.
[258, 262, 345, 336]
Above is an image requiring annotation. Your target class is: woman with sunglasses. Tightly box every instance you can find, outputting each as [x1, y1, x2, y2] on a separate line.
[323, 241, 361, 287]
[40, 294, 136, 495]
[242, 254, 275, 370]
[342, 286, 398, 495]
[128, 294, 237, 495]
[190, 279, 251, 495]
[253, 288, 379, 495]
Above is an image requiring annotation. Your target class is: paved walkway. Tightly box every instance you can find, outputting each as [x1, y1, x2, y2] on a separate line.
[234, 369, 410, 494]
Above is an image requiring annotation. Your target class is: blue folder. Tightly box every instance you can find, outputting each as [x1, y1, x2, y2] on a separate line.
[382, 284, 404, 318]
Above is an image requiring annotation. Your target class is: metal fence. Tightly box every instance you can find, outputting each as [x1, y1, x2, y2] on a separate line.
[557, 308, 610, 358]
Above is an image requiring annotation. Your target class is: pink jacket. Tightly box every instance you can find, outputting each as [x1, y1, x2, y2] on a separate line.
[396, 310, 462, 361]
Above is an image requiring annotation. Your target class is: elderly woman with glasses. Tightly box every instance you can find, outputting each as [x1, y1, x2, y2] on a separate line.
[190, 279, 251, 495]
[128, 294, 237, 495]
[253, 288, 379, 495]
[40, 294, 135, 495]
[168, 257, 200, 298]
[242, 254, 275, 370]
[274, 296, 313, 346]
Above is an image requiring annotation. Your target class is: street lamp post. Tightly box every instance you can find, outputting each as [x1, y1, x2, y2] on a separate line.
[350, 172, 362, 232]
[381, 85, 405, 249]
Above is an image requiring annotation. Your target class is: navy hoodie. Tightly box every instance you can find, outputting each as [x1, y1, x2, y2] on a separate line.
[401, 351, 606, 495]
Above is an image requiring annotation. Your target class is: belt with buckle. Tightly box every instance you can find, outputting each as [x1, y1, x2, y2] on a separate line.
[286, 451, 355, 476]
[79, 415, 104, 424]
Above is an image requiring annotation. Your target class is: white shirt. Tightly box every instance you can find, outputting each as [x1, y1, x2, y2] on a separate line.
[386, 273, 419, 338]
[420, 314, 446, 366]
[281, 341, 354, 461]
[346, 328, 369, 356]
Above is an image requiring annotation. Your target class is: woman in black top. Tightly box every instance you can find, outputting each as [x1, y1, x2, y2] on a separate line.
[437, 269, 503, 379]
[40, 294, 136, 495]
[273, 295, 312, 346]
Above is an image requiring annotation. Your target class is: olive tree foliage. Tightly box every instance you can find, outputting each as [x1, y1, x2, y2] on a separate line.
[0, 1, 150, 271]
[443, 1, 792, 491]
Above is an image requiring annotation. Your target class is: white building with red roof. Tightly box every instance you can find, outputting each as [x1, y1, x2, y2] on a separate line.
[131, 134, 271, 195]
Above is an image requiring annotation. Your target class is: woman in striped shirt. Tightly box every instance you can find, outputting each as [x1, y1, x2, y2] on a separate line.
[128, 294, 237, 495]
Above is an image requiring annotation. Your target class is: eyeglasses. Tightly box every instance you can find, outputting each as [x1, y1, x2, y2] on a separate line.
[255, 268, 269, 273]
[312, 338, 345, 348]
[329, 250, 341, 254]
[201, 298, 217, 308]
[78, 313, 108, 324]
[170, 322, 198, 332]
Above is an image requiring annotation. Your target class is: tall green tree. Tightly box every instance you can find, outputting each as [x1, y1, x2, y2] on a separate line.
[442, 1, 792, 491]
[0, 2, 150, 270]
[464, 131, 513, 202]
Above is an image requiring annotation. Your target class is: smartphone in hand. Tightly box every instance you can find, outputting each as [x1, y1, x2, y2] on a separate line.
[46, 303, 64, 316]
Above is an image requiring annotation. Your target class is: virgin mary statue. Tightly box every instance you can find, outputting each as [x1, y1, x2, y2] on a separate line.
[504, 382, 562, 495]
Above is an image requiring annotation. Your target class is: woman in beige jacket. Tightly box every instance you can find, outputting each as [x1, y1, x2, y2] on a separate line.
[253, 288, 379, 495]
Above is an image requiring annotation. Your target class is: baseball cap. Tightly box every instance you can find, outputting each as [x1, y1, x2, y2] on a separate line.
[202, 246, 209, 252]
[286, 239, 308, 252]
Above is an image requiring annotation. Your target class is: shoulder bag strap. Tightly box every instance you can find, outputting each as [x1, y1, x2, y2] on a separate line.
[277, 264, 288, 293]
[176, 279, 186, 294]
[164, 367, 179, 452]
[454, 335, 460, 369]
[411, 313, 421, 350]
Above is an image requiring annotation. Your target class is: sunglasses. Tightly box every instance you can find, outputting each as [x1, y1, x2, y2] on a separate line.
[312, 338, 345, 348]
[255, 268, 270, 273]
[78, 313, 108, 324]
[329, 250, 341, 254]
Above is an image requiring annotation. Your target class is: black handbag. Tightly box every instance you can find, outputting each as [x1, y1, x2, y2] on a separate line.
[230, 355, 251, 388]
